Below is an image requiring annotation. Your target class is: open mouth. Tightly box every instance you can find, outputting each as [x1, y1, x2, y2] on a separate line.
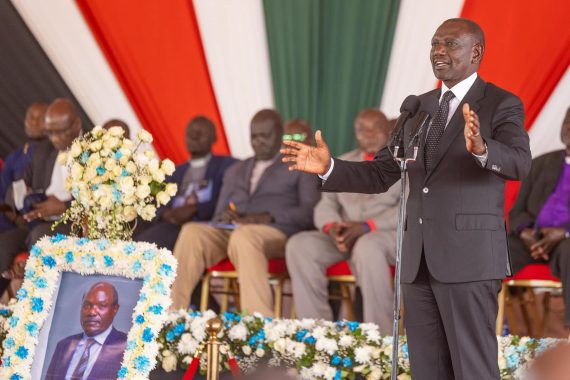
[433, 61, 450, 69]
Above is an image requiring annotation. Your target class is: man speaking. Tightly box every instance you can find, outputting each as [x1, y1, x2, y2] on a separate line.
[45, 282, 127, 380]
[282, 18, 531, 379]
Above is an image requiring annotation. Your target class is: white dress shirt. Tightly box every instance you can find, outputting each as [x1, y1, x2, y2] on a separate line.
[321, 72, 486, 180]
[45, 158, 71, 202]
[64, 325, 113, 380]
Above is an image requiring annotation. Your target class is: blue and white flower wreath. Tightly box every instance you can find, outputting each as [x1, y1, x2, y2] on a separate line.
[0, 234, 177, 380]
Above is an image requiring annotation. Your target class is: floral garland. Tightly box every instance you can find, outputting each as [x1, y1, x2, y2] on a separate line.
[0, 235, 177, 380]
[57, 126, 177, 240]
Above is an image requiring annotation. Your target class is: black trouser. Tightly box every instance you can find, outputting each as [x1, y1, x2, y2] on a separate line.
[403, 256, 501, 380]
[509, 233, 570, 327]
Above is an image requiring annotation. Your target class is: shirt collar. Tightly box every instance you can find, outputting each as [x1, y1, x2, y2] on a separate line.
[82, 324, 113, 345]
[440, 72, 478, 103]
[189, 153, 211, 168]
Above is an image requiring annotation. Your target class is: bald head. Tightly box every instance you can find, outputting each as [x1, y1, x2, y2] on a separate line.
[250, 109, 283, 160]
[284, 118, 314, 145]
[354, 108, 389, 153]
[45, 98, 82, 151]
[25, 102, 48, 140]
[103, 118, 130, 139]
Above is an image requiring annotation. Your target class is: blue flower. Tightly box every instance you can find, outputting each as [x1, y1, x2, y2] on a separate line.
[159, 264, 173, 277]
[121, 168, 129, 177]
[82, 255, 95, 267]
[117, 367, 128, 378]
[24, 269, 35, 279]
[296, 329, 309, 342]
[30, 245, 41, 257]
[4, 337, 14, 349]
[91, 184, 99, 191]
[331, 354, 341, 366]
[114, 151, 123, 160]
[124, 243, 136, 255]
[224, 311, 235, 322]
[173, 323, 185, 335]
[148, 304, 163, 314]
[96, 166, 106, 176]
[142, 327, 154, 342]
[65, 251, 74, 263]
[103, 256, 114, 267]
[139, 293, 148, 302]
[342, 357, 353, 368]
[26, 322, 39, 336]
[112, 189, 122, 203]
[15, 346, 28, 359]
[152, 282, 166, 295]
[304, 336, 316, 344]
[347, 321, 359, 332]
[166, 330, 176, 342]
[31, 297, 44, 313]
[127, 340, 137, 350]
[42, 255, 56, 268]
[132, 261, 142, 273]
[10, 374, 22, 380]
[81, 151, 90, 163]
[0, 309, 10, 316]
[334, 370, 342, 380]
[16, 288, 28, 300]
[49, 234, 67, 243]
[72, 187, 80, 198]
[248, 336, 258, 345]
[97, 239, 110, 251]
[76, 237, 90, 246]
[133, 355, 150, 372]
[135, 314, 145, 324]
[9, 316, 19, 328]
[2, 356, 10, 367]
[143, 250, 156, 260]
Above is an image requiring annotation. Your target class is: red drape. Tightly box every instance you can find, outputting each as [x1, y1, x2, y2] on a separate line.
[76, 0, 230, 164]
[461, 0, 570, 214]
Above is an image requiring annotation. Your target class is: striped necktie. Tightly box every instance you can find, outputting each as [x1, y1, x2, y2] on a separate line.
[424, 90, 455, 171]
[71, 338, 97, 380]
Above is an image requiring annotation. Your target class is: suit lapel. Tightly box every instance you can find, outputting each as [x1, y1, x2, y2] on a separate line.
[425, 77, 485, 181]
[41, 147, 59, 190]
[61, 335, 82, 375]
[243, 158, 256, 195]
[251, 155, 282, 195]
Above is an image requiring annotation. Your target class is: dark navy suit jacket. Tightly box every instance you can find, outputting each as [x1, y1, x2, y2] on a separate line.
[44, 327, 127, 380]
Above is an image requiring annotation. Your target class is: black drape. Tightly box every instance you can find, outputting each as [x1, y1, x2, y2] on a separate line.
[0, 0, 92, 159]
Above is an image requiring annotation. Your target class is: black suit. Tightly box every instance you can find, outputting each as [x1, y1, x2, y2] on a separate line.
[322, 77, 531, 379]
[508, 150, 570, 327]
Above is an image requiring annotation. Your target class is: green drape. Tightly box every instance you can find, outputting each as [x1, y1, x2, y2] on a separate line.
[264, 0, 400, 155]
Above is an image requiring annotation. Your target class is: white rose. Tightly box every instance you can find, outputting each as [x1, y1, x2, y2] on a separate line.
[92, 125, 104, 137]
[165, 183, 178, 197]
[161, 353, 177, 372]
[122, 139, 134, 150]
[144, 149, 156, 159]
[148, 158, 160, 172]
[112, 165, 122, 177]
[104, 158, 117, 171]
[84, 167, 97, 181]
[106, 137, 120, 149]
[140, 204, 156, 220]
[108, 126, 125, 137]
[152, 170, 166, 183]
[89, 140, 102, 152]
[241, 345, 252, 356]
[136, 185, 151, 200]
[138, 175, 152, 186]
[71, 163, 84, 180]
[255, 348, 265, 357]
[70, 141, 82, 157]
[57, 152, 68, 165]
[228, 324, 247, 341]
[126, 161, 137, 173]
[370, 368, 382, 380]
[156, 191, 170, 206]
[122, 206, 137, 222]
[137, 130, 153, 143]
[123, 194, 137, 205]
[161, 159, 175, 176]
[135, 153, 149, 167]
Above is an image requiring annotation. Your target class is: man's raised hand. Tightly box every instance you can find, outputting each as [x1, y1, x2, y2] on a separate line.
[463, 103, 486, 155]
[281, 130, 332, 175]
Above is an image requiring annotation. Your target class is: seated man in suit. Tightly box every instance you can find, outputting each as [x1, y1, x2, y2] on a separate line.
[134, 116, 237, 250]
[509, 106, 570, 337]
[286, 109, 400, 332]
[0, 102, 47, 234]
[45, 282, 127, 380]
[170, 109, 320, 316]
[0, 98, 80, 294]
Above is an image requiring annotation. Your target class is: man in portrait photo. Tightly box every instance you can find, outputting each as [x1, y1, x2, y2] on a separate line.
[44, 282, 127, 380]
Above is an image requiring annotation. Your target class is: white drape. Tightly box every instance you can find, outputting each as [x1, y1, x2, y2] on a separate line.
[11, 0, 143, 137]
[528, 67, 570, 157]
[379, 0, 465, 118]
[193, 0, 275, 159]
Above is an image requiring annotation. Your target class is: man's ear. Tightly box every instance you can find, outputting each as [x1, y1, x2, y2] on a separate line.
[112, 304, 119, 315]
[472, 43, 483, 64]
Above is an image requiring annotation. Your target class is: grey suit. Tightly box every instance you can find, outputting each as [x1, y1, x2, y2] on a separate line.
[321, 77, 531, 379]
[286, 149, 400, 332]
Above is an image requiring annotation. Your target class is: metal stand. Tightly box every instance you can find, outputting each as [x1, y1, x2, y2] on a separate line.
[390, 145, 418, 380]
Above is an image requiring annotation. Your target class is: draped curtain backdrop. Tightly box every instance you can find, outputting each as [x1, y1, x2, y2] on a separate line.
[0, 0, 91, 159]
[76, 0, 230, 164]
[264, 0, 400, 156]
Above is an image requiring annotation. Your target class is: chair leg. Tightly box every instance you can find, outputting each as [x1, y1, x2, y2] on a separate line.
[340, 283, 356, 321]
[220, 278, 231, 313]
[200, 273, 212, 312]
[496, 282, 506, 335]
[504, 286, 519, 336]
[273, 277, 284, 318]
[230, 279, 240, 311]
[525, 289, 542, 337]
[540, 292, 552, 337]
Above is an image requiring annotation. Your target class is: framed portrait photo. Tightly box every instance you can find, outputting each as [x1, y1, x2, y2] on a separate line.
[0, 234, 177, 380]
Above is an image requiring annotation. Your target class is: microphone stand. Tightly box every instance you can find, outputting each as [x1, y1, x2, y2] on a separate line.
[389, 126, 425, 380]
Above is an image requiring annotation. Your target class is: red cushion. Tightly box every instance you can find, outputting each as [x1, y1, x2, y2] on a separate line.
[207, 258, 287, 274]
[508, 263, 560, 282]
[326, 261, 396, 277]
[14, 252, 29, 264]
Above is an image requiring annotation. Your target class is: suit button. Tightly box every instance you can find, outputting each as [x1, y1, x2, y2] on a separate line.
[422, 187, 429, 194]
[418, 218, 423, 224]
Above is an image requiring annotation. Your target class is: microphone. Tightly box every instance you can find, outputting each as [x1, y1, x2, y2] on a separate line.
[389, 95, 421, 157]
[408, 97, 439, 148]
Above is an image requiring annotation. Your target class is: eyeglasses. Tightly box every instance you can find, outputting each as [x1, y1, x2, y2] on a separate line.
[282, 133, 307, 142]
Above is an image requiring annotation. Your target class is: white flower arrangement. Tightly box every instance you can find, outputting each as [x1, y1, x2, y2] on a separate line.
[56, 126, 177, 240]
[0, 235, 177, 380]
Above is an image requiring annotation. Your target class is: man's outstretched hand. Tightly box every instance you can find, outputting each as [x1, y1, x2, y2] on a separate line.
[463, 103, 486, 156]
[281, 130, 332, 175]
